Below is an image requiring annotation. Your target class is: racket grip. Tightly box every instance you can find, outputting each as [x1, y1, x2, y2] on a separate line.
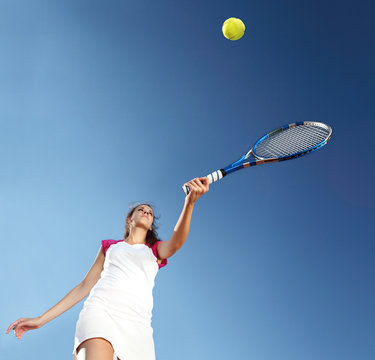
[181, 170, 225, 195]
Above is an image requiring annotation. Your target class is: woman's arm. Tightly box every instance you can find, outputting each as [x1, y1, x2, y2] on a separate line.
[7, 247, 105, 338]
[157, 177, 209, 259]
[38, 283, 90, 326]
[40, 246, 105, 325]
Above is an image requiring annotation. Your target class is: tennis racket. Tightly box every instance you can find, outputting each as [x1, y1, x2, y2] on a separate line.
[182, 121, 332, 195]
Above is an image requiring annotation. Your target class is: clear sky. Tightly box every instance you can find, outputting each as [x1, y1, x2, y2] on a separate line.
[1, 1, 374, 359]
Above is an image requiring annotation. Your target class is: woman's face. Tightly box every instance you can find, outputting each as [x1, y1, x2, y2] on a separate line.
[128, 204, 154, 230]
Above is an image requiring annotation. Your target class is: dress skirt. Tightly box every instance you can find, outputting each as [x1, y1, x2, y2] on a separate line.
[73, 305, 155, 360]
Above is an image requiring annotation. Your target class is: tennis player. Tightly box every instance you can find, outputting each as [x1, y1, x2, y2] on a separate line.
[7, 177, 209, 360]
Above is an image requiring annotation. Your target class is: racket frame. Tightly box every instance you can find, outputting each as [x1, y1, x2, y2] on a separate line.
[183, 121, 332, 194]
[219, 121, 332, 177]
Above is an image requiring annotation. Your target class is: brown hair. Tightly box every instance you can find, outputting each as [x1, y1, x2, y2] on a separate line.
[124, 203, 161, 247]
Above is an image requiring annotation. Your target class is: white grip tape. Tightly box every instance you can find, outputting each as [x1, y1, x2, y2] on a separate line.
[182, 170, 223, 195]
[206, 170, 223, 184]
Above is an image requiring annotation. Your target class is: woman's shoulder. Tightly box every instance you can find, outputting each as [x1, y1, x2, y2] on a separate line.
[146, 240, 167, 269]
[101, 239, 123, 255]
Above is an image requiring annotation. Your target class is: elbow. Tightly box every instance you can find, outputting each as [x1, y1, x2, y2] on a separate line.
[166, 243, 183, 258]
[159, 245, 180, 260]
[78, 282, 93, 298]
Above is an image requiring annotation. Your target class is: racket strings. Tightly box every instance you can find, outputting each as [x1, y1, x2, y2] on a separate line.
[254, 125, 330, 159]
[267, 129, 319, 154]
[261, 127, 325, 157]
[259, 126, 328, 157]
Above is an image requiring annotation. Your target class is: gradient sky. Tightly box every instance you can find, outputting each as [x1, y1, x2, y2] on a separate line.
[1, 1, 374, 359]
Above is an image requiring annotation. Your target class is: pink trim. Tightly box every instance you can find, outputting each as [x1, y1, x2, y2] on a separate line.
[101, 239, 167, 269]
[146, 241, 168, 269]
[101, 239, 123, 255]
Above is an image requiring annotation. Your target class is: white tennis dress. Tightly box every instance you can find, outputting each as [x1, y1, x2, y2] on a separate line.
[73, 239, 167, 360]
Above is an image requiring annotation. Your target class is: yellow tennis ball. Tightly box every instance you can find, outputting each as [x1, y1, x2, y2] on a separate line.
[222, 17, 245, 41]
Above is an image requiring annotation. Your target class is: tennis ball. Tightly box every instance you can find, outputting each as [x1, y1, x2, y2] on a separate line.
[222, 17, 245, 41]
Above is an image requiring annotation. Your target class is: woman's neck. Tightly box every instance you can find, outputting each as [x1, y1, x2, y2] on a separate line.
[124, 227, 148, 244]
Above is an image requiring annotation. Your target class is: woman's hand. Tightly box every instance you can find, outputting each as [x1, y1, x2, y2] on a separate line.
[183, 177, 209, 205]
[6, 317, 43, 339]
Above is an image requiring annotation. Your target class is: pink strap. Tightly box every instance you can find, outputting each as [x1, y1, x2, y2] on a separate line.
[101, 239, 122, 255]
[147, 241, 168, 269]
[101, 239, 167, 269]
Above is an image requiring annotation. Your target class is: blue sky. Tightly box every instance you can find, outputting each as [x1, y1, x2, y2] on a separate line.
[1, 1, 374, 359]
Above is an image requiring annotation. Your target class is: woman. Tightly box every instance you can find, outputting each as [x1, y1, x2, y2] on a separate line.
[6, 177, 209, 360]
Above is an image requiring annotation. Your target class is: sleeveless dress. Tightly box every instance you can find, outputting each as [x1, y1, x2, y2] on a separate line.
[72, 239, 167, 360]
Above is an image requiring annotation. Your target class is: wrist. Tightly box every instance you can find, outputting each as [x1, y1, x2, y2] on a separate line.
[38, 315, 46, 327]
[184, 198, 195, 208]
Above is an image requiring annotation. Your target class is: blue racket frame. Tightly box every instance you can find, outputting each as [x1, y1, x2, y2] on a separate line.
[222, 121, 332, 176]
[182, 121, 332, 195]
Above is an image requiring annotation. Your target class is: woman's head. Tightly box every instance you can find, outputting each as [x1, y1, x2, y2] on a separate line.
[124, 203, 161, 246]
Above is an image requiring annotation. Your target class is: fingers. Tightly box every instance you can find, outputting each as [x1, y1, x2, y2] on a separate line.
[14, 325, 26, 339]
[194, 177, 209, 191]
[6, 318, 30, 339]
[186, 178, 205, 194]
[199, 177, 210, 189]
[15, 328, 25, 339]
[183, 177, 209, 202]
[6, 319, 23, 334]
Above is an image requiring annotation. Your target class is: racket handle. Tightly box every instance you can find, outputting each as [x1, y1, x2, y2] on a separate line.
[182, 170, 225, 195]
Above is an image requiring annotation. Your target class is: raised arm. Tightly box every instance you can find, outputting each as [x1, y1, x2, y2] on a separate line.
[6, 246, 105, 339]
[157, 177, 209, 260]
